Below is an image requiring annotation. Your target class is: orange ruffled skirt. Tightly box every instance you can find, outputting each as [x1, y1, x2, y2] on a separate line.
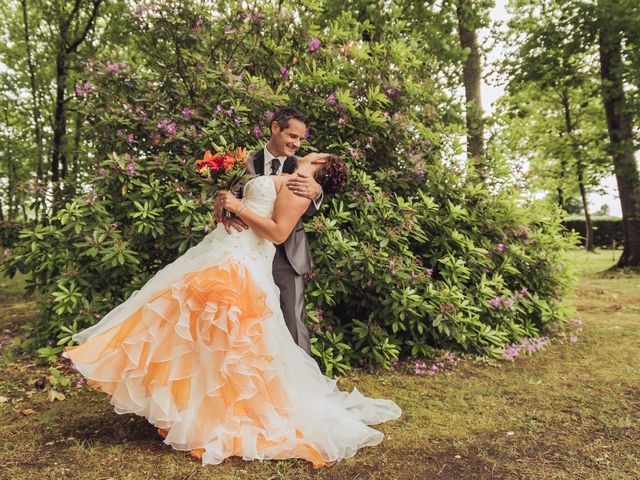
[63, 259, 401, 467]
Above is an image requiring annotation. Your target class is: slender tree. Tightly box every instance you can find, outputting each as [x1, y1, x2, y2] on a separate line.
[50, 0, 103, 212]
[455, 0, 486, 179]
[20, 0, 46, 222]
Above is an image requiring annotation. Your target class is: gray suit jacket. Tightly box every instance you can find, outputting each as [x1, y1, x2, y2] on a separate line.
[246, 150, 317, 275]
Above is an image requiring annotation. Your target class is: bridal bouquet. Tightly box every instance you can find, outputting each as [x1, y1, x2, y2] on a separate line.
[195, 146, 253, 217]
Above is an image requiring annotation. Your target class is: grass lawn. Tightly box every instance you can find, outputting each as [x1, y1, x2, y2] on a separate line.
[0, 250, 638, 479]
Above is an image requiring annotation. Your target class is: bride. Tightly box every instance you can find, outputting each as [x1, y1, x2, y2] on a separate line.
[62, 152, 401, 468]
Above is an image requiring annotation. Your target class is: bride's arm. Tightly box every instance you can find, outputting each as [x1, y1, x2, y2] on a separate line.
[220, 186, 310, 244]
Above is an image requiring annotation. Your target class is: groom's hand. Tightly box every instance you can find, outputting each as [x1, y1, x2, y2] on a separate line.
[287, 173, 322, 201]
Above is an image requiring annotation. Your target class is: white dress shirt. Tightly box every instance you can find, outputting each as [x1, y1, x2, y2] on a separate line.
[263, 146, 323, 209]
[263, 146, 287, 175]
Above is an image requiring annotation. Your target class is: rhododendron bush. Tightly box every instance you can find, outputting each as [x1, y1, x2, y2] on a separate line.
[3, 0, 576, 375]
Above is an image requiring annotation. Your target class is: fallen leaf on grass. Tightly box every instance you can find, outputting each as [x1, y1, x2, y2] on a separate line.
[0, 396, 8, 403]
[47, 390, 66, 402]
[21, 408, 36, 415]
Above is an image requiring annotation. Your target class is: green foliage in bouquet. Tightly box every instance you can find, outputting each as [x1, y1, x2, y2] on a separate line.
[3, 1, 577, 373]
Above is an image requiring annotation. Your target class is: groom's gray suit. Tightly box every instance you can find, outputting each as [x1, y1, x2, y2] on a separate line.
[245, 148, 317, 354]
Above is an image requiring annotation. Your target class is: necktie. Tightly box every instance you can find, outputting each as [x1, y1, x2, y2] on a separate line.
[270, 158, 281, 175]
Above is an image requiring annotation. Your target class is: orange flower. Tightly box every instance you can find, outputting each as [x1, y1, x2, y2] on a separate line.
[222, 153, 235, 169]
[236, 146, 248, 160]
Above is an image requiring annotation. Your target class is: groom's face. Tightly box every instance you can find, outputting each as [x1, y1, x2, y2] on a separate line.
[270, 118, 306, 157]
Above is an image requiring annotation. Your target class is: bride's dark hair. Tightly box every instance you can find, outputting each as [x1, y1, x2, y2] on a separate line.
[314, 155, 349, 195]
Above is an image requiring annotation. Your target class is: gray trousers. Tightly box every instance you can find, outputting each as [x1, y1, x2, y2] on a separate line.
[272, 246, 310, 354]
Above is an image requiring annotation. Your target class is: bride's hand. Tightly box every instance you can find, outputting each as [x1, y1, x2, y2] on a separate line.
[300, 152, 329, 164]
[220, 191, 243, 214]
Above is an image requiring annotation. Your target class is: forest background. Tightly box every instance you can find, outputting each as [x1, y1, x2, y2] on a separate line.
[0, 0, 639, 374]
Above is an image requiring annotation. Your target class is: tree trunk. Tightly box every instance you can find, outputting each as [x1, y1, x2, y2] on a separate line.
[51, 46, 68, 213]
[561, 92, 595, 251]
[577, 164, 595, 251]
[21, 0, 45, 222]
[456, 0, 485, 179]
[50, 0, 103, 213]
[69, 110, 83, 197]
[3, 105, 17, 222]
[556, 156, 567, 210]
[598, 7, 640, 267]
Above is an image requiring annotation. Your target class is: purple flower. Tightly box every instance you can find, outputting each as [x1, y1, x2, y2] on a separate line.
[157, 119, 177, 135]
[326, 93, 336, 105]
[106, 62, 121, 74]
[569, 334, 578, 343]
[203, 225, 209, 234]
[365, 194, 373, 203]
[234, 116, 242, 124]
[410, 272, 419, 281]
[225, 108, 233, 117]
[98, 167, 106, 176]
[308, 38, 321, 53]
[111, 222, 119, 228]
[417, 171, 425, 178]
[414, 361, 427, 375]
[250, 12, 265, 25]
[215, 104, 222, 113]
[338, 117, 346, 125]
[264, 110, 274, 122]
[252, 125, 263, 138]
[181, 108, 194, 119]
[426, 268, 434, 277]
[280, 66, 289, 80]
[75, 83, 85, 98]
[126, 161, 137, 175]
[497, 243, 505, 253]
[503, 298, 514, 309]
[126, 134, 135, 144]
[490, 297, 502, 309]
[502, 346, 519, 360]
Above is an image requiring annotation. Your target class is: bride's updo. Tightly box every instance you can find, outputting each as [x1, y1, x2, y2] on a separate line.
[314, 155, 349, 194]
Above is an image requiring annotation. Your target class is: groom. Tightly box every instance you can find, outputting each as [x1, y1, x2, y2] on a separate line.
[214, 107, 323, 354]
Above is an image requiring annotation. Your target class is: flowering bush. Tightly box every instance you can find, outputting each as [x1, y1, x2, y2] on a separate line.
[3, 1, 577, 374]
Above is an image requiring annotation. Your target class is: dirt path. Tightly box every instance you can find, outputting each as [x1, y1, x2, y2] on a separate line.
[1, 251, 638, 479]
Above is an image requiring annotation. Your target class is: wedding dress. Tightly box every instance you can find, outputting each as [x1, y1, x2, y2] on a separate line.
[62, 175, 401, 467]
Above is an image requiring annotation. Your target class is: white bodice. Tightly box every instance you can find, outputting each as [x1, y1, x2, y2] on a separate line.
[197, 176, 278, 264]
[241, 175, 277, 217]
